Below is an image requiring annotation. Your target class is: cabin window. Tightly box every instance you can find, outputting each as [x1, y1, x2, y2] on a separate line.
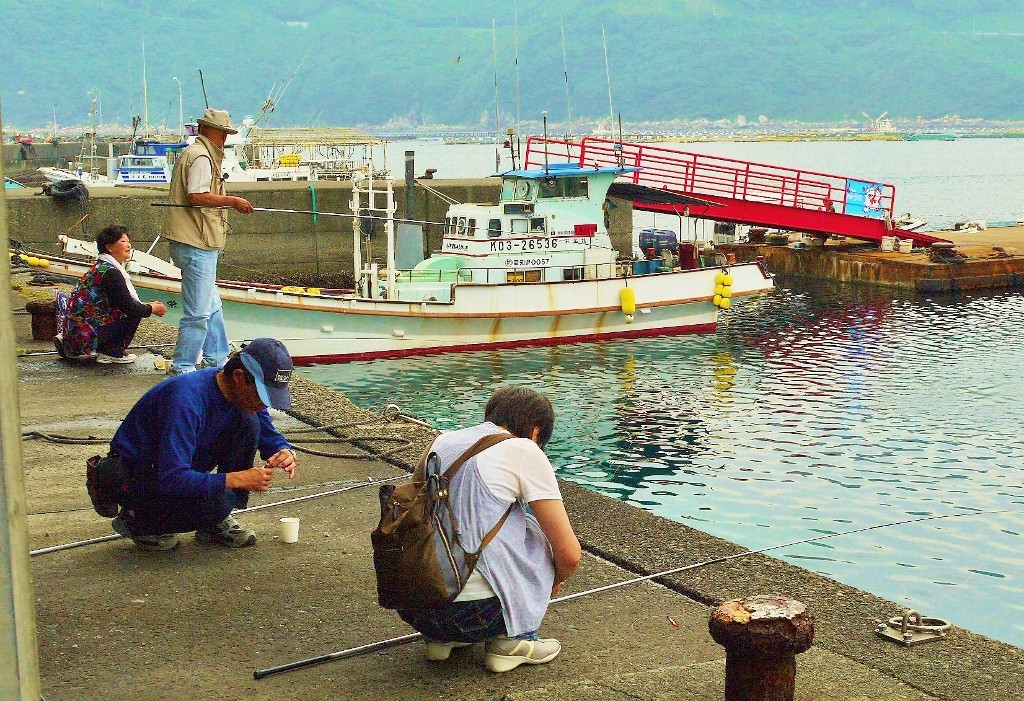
[511, 218, 530, 234]
[537, 177, 589, 199]
[444, 217, 455, 237]
[457, 217, 469, 236]
[506, 269, 542, 283]
[564, 178, 589, 198]
[500, 179, 516, 201]
[530, 217, 546, 234]
[467, 218, 477, 236]
[538, 177, 559, 199]
[487, 218, 502, 238]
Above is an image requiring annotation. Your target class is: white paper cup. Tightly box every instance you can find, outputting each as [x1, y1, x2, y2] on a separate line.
[279, 517, 300, 543]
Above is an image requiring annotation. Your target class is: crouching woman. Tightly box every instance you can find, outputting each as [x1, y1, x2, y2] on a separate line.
[57, 224, 167, 363]
[398, 385, 582, 673]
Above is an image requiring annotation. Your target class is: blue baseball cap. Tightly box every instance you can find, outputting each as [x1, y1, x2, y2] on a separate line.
[239, 338, 293, 410]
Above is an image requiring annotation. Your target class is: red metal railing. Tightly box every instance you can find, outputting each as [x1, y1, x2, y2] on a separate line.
[524, 136, 895, 219]
[522, 136, 950, 245]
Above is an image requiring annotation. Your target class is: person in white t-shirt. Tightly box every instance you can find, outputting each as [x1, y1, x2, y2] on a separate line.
[398, 386, 582, 673]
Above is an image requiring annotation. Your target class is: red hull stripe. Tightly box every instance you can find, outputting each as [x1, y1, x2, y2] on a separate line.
[291, 321, 717, 365]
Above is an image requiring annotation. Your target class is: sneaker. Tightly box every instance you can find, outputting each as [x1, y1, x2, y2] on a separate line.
[484, 636, 561, 673]
[111, 512, 180, 551]
[96, 352, 137, 364]
[424, 638, 474, 662]
[195, 514, 256, 548]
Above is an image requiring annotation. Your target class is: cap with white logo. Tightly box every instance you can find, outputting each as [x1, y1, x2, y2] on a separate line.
[239, 338, 293, 410]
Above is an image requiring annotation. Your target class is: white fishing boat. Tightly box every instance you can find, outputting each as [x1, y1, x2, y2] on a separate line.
[35, 150, 773, 365]
[39, 138, 187, 188]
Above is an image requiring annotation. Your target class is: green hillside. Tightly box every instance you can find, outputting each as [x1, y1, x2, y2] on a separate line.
[1, 0, 1022, 131]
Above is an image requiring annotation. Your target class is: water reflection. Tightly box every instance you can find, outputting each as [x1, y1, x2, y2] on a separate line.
[302, 278, 1024, 646]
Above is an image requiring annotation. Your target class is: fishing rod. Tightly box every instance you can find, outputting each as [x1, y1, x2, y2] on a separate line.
[150, 202, 445, 228]
[17, 342, 176, 359]
[252, 508, 1012, 680]
[30, 473, 407, 557]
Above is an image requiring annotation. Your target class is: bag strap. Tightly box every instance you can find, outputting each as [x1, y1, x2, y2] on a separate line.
[436, 432, 515, 558]
[473, 500, 515, 557]
[440, 432, 512, 482]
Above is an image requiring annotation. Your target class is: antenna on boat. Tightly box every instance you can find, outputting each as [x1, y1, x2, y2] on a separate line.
[602, 23, 615, 136]
[617, 114, 625, 165]
[492, 17, 502, 171]
[513, 0, 522, 137]
[542, 110, 549, 174]
[560, 17, 572, 139]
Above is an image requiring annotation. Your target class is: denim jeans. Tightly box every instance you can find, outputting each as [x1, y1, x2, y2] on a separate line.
[398, 597, 538, 643]
[169, 241, 229, 373]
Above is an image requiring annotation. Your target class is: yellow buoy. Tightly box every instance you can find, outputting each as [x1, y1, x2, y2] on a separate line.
[719, 297, 731, 309]
[721, 284, 732, 298]
[306, 287, 321, 295]
[24, 256, 39, 266]
[620, 286, 636, 315]
[713, 294, 723, 307]
[36, 258, 50, 268]
[714, 283, 724, 296]
[715, 272, 726, 285]
[722, 273, 733, 286]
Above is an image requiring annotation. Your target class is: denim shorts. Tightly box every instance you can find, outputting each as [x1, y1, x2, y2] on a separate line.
[398, 597, 514, 643]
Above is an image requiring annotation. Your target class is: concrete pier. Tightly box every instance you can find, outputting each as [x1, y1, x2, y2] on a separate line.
[732, 227, 1024, 292]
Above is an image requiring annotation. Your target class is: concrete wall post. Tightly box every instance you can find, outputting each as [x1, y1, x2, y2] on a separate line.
[0, 107, 43, 701]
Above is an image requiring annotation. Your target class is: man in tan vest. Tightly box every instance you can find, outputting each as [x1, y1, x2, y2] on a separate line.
[162, 108, 254, 375]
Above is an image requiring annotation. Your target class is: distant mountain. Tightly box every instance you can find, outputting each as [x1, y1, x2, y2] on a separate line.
[1, 0, 1022, 132]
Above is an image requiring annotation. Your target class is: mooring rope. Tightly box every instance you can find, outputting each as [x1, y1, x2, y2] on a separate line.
[21, 403, 433, 461]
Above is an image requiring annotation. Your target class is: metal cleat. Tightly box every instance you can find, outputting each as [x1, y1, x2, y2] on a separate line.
[875, 609, 951, 647]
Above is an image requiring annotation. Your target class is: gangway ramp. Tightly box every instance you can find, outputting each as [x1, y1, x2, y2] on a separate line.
[524, 137, 947, 247]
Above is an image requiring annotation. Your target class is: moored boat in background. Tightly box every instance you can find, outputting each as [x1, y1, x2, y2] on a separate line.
[36, 149, 772, 364]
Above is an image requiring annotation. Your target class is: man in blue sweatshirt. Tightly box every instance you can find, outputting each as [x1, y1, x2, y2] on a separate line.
[107, 337, 297, 550]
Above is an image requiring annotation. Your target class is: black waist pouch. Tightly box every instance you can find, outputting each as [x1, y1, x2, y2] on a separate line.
[86, 453, 124, 518]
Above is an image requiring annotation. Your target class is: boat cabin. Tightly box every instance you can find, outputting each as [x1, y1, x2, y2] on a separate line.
[392, 164, 635, 301]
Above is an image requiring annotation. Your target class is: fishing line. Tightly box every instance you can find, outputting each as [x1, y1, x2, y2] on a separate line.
[29, 473, 407, 557]
[17, 342, 177, 359]
[252, 508, 1012, 680]
[151, 202, 446, 228]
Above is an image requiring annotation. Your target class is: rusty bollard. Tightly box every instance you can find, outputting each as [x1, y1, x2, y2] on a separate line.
[708, 596, 814, 701]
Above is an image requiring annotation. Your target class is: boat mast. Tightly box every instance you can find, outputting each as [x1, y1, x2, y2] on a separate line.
[513, 0, 521, 137]
[561, 17, 572, 138]
[141, 33, 149, 138]
[602, 23, 614, 133]
[492, 17, 501, 170]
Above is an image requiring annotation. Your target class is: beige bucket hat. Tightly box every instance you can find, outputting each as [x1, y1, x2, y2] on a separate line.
[196, 108, 238, 134]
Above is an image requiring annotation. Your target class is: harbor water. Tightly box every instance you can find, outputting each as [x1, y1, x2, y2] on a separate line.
[302, 137, 1024, 645]
[302, 279, 1024, 647]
